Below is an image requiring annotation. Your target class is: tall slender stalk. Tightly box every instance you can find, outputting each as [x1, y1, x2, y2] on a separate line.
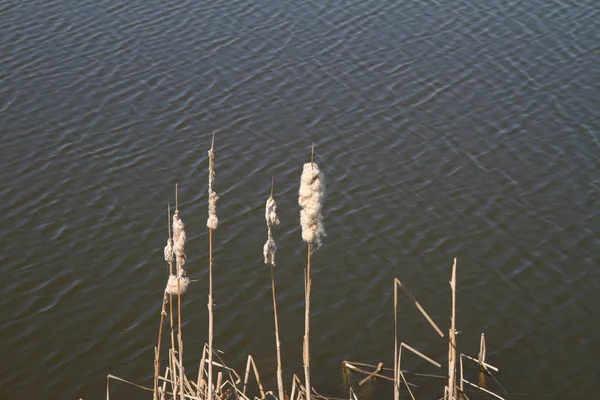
[206, 133, 219, 400]
[298, 143, 325, 400]
[271, 264, 284, 400]
[172, 185, 188, 400]
[304, 243, 312, 400]
[208, 227, 214, 400]
[264, 178, 284, 400]
[154, 292, 168, 400]
[154, 205, 173, 400]
[447, 258, 457, 400]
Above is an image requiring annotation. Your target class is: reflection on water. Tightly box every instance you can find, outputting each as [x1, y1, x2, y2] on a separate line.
[1, 0, 599, 398]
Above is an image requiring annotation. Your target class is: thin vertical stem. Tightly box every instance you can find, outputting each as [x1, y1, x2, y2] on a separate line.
[303, 243, 311, 400]
[271, 264, 285, 400]
[271, 177, 274, 198]
[448, 258, 457, 400]
[167, 204, 177, 395]
[393, 280, 399, 400]
[178, 276, 184, 400]
[154, 292, 168, 400]
[208, 228, 214, 400]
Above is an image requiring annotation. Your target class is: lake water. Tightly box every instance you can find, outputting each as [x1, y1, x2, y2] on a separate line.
[1, 0, 599, 398]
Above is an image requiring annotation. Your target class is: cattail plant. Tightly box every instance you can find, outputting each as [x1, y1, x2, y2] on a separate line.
[172, 185, 188, 400]
[264, 178, 284, 400]
[154, 205, 175, 400]
[298, 144, 325, 400]
[206, 133, 219, 400]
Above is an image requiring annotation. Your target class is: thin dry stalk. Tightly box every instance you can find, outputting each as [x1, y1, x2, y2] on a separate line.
[358, 362, 383, 386]
[207, 133, 218, 400]
[393, 278, 444, 400]
[447, 258, 457, 400]
[208, 227, 214, 400]
[478, 333, 486, 369]
[342, 361, 393, 382]
[271, 264, 284, 400]
[242, 355, 266, 398]
[265, 179, 284, 400]
[154, 291, 168, 400]
[178, 275, 184, 400]
[197, 344, 209, 396]
[304, 242, 312, 400]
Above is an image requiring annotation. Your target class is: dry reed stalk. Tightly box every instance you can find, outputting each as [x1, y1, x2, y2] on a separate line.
[393, 278, 444, 400]
[155, 204, 176, 400]
[196, 344, 209, 396]
[264, 178, 285, 400]
[478, 333, 486, 370]
[172, 185, 188, 400]
[206, 133, 219, 400]
[242, 355, 266, 398]
[271, 264, 284, 400]
[342, 362, 393, 382]
[154, 291, 168, 400]
[303, 243, 312, 400]
[165, 205, 178, 396]
[447, 258, 457, 400]
[299, 143, 325, 400]
[357, 362, 383, 386]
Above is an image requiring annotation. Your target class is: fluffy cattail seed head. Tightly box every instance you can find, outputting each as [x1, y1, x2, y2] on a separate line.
[164, 238, 174, 264]
[263, 196, 280, 266]
[172, 212, 187, 273]
[166, 275, 190, 295]
[298, 162, 325, 247]
[207, 146, 219, 230]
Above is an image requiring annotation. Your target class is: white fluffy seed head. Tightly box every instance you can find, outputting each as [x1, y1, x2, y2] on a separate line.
[172, 213, 186, 272]
[298, 162, 325, 247]
[265, 196, 280, 227]
[263, 195, 279, 266]
[207, 147, 219, 230]
[263, 237, 277, 266]
[166, 275, 190, 295]
[164, 238, 174, 264]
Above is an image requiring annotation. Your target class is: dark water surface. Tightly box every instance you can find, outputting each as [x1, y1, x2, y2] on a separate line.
[1, 0, 599, 398]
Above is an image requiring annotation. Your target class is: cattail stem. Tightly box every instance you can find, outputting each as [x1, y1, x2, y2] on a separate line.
[154, 291, 168, 400]
[207, 228, 214, 400]
[303, 242, 312, 400]
[271, 264, 285, 400]
[178, 277, 184, 400]
[448, 258, 458, 400]
[167, 204, 178, 396]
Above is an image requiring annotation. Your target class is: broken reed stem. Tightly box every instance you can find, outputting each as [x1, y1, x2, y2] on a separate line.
[303, 242, 312, 400]
[208, 227, 214, 400]
[448, 258, 457, 400]
[271, 264, 285, 400]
